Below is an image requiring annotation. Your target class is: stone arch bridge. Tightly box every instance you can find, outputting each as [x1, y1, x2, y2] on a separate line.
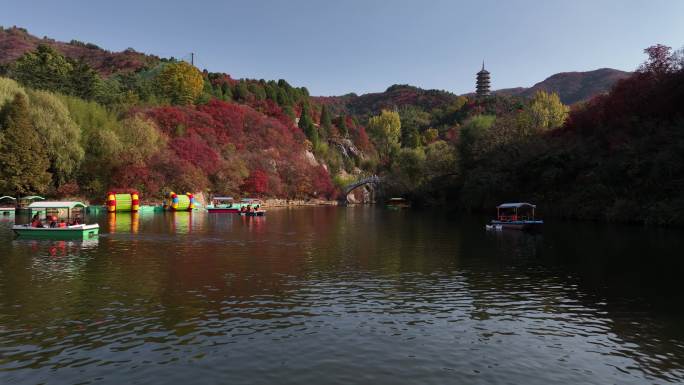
[341, 175, 381, 204]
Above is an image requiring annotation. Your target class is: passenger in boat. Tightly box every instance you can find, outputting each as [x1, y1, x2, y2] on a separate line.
[58, 220, 67, 228]
[31, 213, 43, 228]
[49, 215, 58, 228]
[71, 215, 81, 226]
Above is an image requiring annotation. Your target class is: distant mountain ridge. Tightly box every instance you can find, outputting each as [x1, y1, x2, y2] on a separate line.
[1, 25, 630, 107]
[317, 69, 632, 118]
[0, 26, 160, 75]
[314, 84, 458, 117]
[492, 68, 632, 104]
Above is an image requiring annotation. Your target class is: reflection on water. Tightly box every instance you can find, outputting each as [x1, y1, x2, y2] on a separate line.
[0, 207, 683, 385]
[107, 212, 140, 233]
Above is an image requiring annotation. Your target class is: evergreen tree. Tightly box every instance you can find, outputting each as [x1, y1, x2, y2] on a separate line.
[69, 58, 102, 100]
[298, 103, 319, 148]
[320, 104, 332, 138]
[11, 44, 73, 94]
[234, 82, 250, 101]
[0, 94, 51, 195]
[336, 115, 348, 137]
[221, 83, 233, 101]
[277, 87, 291, 106]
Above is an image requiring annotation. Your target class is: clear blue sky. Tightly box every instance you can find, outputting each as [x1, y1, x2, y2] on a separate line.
[2, 0, 683, 96]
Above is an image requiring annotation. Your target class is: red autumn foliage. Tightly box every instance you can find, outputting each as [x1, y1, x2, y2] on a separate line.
[312, 166, 337, 199]
[240, 169, 269, 195]
[140, 99, 330, 198]
[0, 27, 159, 76]
[169, 137, 221, 174]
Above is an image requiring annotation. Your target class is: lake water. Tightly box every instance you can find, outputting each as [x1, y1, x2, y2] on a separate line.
[1, 207, 683, 384]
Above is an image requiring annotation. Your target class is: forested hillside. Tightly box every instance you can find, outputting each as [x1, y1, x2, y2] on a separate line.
[415, 45, 684, 225]
[0, 26, 682, 224]
[0, 26, 370, 200]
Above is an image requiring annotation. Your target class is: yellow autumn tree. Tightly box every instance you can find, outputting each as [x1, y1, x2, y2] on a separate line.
[368, 109, 401, 162]
[525, 90, 569, 131]
[156, 61, 204, 105]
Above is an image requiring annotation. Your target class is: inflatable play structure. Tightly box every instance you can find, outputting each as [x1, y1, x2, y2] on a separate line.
[106, 191, 140, 213]
[166, 192, 195, 212]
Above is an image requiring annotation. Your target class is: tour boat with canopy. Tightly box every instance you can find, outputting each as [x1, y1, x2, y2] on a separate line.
[488, 202, 543, 231]
[15, 195, 46, 213]
[0, 196, 16, 215]
[386, 197, 411, 209]
[12, 201, 99, 239]
[238, 198, 266, 216]
[207, 197, 242, 213]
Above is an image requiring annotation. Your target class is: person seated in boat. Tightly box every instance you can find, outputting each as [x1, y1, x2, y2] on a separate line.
[49, 215, 58, 228]
[31, 213, 43, 228]
[71, 215, 81, 226]
[241, 206, 247, 213]
[58, 220, 67, 228]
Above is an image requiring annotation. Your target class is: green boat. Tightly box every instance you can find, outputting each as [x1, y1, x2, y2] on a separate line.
[0, 196, 15, 215]
[12, 201, 99, 239]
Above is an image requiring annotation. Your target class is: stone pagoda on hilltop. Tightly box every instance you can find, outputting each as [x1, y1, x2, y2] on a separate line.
[476, 61, 491, 97]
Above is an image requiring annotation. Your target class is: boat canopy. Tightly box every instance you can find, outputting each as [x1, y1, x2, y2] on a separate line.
[213, 197, 234, 201]
[389, 197, 407, 201]
[21, 195, 45, 200]
[241, 198, 261, 203]
[497, 202, 536, 209]
[28, 201, 87, 210]
[0, 196, 16, 201]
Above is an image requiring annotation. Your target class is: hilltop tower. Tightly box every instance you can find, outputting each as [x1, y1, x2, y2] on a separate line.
[476, 61, 491, 97]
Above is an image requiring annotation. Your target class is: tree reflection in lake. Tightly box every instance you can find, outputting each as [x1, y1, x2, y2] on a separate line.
[0, 207, 683, 385]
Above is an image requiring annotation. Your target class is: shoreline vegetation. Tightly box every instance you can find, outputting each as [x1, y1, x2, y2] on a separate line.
[0, 26, 682, 225]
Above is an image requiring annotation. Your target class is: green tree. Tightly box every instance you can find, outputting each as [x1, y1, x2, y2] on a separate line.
[0, 94, 51, 195]
[69, 58, 103, 101]
[298, 103, 319, 148]
[320, 104, 332, 138]
[116, 114, 165, 165]
[156, 61, 204, 105]
[425, 140, 458, 179]
[399, 106, 430, 148]
[368, 109, 401, 163]
[390, 147, 426, 193]
[11, 44, 73, 94]
[59, 95, 123, 195]
[276, 87, 291, 106]
[336, 115, 348, 137]
[27, 89, 84, 184]
[458, 114, 496, 166]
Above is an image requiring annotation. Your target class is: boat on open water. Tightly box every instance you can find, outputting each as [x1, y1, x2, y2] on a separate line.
[238, 198, 266, 216]
[12, 201, 99, 239]
[488, 202, 543, 231]
[386, 197, 411, 209]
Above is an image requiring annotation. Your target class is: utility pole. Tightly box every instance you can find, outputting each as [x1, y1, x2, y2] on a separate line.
[190, 52, 194, 66]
